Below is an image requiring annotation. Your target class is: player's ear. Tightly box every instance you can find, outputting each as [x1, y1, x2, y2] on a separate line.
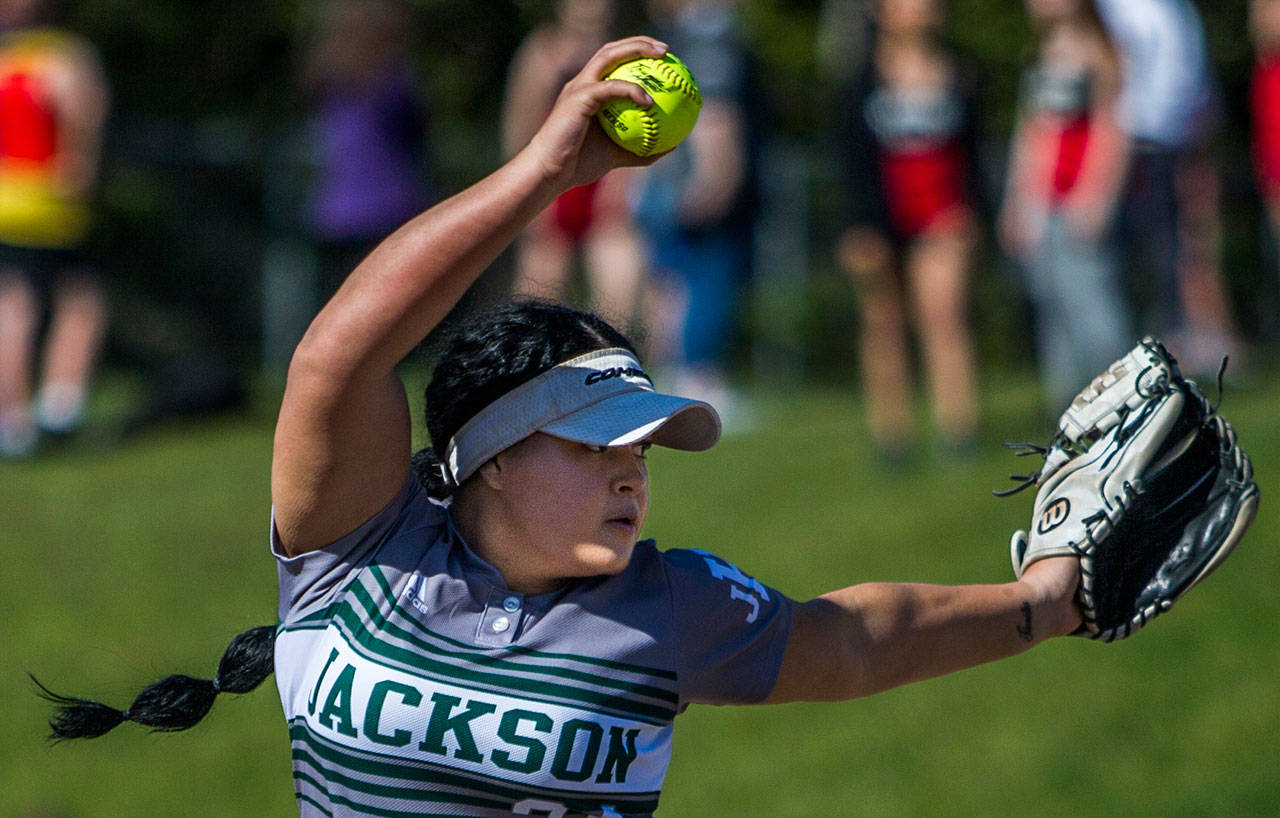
[477, 457, 504, 491]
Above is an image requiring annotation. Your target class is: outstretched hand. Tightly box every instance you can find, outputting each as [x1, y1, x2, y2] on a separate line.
[521, 37, 671, 191]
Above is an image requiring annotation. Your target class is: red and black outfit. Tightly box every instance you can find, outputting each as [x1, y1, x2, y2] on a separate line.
[835, 55, 982, 244]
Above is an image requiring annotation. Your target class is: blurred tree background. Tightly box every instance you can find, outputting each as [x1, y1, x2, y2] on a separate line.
[52, 0, 1270, 384]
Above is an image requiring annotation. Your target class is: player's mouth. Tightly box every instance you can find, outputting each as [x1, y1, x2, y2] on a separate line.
[604, 511, 640, 536]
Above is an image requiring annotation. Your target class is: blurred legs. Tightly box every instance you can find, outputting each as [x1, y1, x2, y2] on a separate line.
[37, 271, 107, 433]
[840, 228, 912, 453]
[906, 227, 978, 448]
[0, 271, 38, 455]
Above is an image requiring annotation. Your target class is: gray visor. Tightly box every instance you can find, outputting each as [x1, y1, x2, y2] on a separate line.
[444, 348, 721, 484]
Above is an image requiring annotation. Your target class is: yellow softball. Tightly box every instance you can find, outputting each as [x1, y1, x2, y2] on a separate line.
[596, 53, 702, 156]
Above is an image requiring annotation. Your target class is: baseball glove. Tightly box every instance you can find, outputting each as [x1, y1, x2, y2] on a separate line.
[998, 338, 1259, 642]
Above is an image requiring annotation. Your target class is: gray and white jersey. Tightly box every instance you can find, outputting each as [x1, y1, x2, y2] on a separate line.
[272, 474, 792, 817]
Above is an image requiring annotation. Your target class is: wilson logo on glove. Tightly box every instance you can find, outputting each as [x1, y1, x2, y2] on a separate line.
[1036, 498, 1070, 534]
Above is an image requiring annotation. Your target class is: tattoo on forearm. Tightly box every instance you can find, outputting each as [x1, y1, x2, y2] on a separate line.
[1017, 602, 1033, 642]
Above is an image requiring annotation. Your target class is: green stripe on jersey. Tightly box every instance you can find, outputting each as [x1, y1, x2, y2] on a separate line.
[348, 578, 679, 705]
[366, 564, 678, 681]
[319, 602, 676, 725]
[293, 749, 511, 810]
[295, 776, 486, 818]
[326, 580, 678, 721]
[295, 790, 334, 816]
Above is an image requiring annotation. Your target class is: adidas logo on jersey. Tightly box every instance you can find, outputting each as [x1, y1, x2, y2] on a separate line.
[404, 576, 431, 615]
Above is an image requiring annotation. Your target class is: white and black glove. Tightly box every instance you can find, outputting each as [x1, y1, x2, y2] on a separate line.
[999, 338, 1259, 642]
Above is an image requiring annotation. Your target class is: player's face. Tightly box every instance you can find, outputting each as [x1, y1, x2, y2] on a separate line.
[489, 433, 650, 592]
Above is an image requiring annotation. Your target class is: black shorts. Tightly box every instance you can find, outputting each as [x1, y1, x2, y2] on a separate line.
[0, 241, 85, 288]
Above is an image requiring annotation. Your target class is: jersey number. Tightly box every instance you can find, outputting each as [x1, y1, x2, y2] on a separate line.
[694, 550, 770, 623]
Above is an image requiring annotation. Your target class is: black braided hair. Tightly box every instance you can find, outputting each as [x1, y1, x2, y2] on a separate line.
[413, 299, 638, 498]
[33, 625, 276, 740]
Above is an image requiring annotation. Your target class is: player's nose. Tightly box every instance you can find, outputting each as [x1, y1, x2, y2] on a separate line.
[610, 449, 647, 495]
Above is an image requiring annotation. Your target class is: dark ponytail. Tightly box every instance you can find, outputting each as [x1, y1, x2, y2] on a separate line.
[413, 299, 639, 499]
[34, 625, 276, 740]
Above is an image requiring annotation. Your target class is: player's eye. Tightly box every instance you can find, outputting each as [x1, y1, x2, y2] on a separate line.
[583, 443, 649, 458]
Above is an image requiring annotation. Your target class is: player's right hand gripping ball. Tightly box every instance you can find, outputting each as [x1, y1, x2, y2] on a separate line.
[597, 53, 702, 156]
[998, 338, 1259, 642]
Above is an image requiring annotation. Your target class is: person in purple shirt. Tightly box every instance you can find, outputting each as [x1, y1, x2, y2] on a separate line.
[302, 0, 433, 299]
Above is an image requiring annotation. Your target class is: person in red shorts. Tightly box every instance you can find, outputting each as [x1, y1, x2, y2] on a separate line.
[998, 0, 1130, 413]
[834, 0, 981, 464]
[502, 0, 647, 330]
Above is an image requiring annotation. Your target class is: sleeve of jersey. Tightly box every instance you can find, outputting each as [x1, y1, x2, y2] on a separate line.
[271, 472, 432, 624]
[661, 547, 793, 709]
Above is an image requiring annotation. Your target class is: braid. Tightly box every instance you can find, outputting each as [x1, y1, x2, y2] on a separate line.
[34, 625, 277, 740]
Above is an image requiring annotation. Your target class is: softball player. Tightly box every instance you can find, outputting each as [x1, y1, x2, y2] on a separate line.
[40, 38, 1081, 817]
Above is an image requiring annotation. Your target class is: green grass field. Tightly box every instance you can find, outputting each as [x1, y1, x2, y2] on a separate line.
[4, 368, 1278, 816]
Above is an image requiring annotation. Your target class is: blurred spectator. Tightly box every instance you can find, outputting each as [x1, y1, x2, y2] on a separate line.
[1096, 0, 1240, 373]
[998, 0, 1130, 412]
[832, 0, 980, 462]
[503, 0, 646, 328]
[0, 0, 108, 458]
[1252, 0, 1280, 227]
[635, 0, 757, 425]
[1251, 0, 1280, 328]
[301, 0, 433, 301]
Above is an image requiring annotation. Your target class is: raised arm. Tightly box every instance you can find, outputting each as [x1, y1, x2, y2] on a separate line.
[765, 557, 1081, 703]
[272, 37, 668, 556]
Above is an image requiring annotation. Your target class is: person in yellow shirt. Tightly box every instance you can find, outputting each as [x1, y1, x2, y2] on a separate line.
[0, 0, 108, 457]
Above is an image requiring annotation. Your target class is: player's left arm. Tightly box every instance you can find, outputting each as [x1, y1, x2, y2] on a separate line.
[763, 558, 1081, 703]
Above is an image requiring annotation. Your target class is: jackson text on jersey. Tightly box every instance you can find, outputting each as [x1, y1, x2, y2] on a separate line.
[275, 568, 675, 817]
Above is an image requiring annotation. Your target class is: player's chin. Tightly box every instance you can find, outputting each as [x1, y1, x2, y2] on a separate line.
[574, 535, 638, 576]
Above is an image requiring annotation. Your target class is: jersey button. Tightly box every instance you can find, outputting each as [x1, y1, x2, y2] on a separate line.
[491, 616, 511, 633]
[502, 596, 521, 613]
